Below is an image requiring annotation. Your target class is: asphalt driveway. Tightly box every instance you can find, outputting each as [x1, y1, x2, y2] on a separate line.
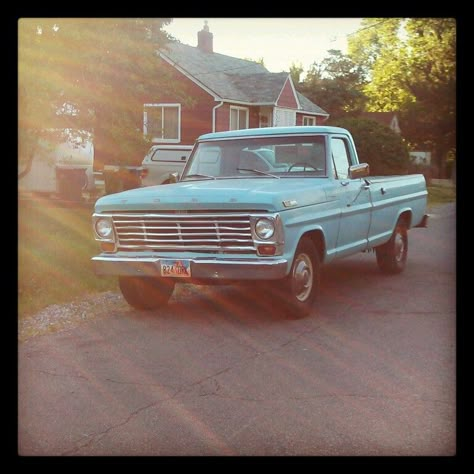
[18, 203, 456, 456]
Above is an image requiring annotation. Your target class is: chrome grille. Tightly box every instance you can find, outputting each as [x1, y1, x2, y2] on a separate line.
[112, 213, 255, 253]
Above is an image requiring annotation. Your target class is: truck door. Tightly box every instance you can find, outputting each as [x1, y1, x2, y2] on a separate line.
[329, 136, 372, 258]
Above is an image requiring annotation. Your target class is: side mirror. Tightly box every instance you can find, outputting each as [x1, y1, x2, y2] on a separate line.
[349, 163, 370, 179]
[168, 172, 179, 184]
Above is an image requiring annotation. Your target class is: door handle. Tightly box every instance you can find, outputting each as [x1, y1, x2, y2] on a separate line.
[340, 181, 350, 186]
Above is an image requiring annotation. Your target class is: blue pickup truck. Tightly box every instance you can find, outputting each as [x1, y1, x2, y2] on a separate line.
[92, 126, 428, 318]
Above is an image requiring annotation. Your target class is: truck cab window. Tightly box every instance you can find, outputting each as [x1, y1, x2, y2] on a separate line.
[331, 137, 351, 180]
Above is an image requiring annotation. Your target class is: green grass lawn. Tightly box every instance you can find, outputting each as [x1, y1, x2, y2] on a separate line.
[427, 184, 456, 208]
[18, 199, 117, 319]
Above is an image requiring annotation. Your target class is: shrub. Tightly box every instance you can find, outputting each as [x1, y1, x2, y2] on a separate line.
[329, 117, 410, 176]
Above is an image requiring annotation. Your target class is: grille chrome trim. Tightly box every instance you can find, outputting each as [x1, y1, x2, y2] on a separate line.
[111, 212, 257, 253]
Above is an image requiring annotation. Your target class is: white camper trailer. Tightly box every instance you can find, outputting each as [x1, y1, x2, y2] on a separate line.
[19, 131, 95, 201]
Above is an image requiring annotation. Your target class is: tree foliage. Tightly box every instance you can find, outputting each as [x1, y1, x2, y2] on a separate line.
[348, 18, 456, 175]
[18, 18, 184, 174]
[348, 18, 402, 81]
[297, 50, 367, 118]
[289, 62, 304, 85]
[329, 117, 410, 176]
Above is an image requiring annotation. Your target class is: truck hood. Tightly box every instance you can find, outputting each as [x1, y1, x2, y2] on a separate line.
[94, 178, 328, 213]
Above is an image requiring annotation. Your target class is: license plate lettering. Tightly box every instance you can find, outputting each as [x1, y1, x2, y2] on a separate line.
[160, 260, 191, 278]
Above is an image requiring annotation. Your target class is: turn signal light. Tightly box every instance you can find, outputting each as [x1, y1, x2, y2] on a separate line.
[257, 244, 276, 256]
[100, 242, 116, 252]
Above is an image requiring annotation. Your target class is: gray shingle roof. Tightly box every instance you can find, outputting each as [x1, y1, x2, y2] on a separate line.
[296, 92, 329, 116]
[159, 41, 328, 115]
[228, 72, 289, 103]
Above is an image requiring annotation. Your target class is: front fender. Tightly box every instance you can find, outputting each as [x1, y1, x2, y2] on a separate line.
[281, 202, 341, 267]
[281, 217, 330, 270]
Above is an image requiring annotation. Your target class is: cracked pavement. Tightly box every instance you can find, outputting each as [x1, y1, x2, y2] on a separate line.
[18, 203, 456, 456]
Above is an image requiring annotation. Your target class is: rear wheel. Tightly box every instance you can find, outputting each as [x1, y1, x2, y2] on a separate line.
[119, 276, 175, 310]
[375, 219, 408, 274]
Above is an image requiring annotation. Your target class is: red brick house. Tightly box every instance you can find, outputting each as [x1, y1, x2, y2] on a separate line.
[144, 22, 329, 146]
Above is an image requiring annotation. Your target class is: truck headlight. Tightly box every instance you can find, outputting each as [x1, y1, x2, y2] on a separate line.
[255, 218, 275, 240]
[95, 218, 113, 239]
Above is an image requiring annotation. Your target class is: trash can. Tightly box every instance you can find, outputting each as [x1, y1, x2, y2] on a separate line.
[122, 167, 142, 191]
[56, 167, 87, 201]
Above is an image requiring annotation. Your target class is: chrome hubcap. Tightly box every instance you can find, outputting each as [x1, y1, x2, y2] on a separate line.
[293, 253, 313, 302]
[394, 232, 405, 262]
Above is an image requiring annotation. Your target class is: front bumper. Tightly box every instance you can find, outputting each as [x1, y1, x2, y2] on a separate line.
[92, 254, 288, 281]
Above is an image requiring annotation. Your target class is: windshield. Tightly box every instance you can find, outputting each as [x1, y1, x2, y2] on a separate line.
[181, 135, 327, 180]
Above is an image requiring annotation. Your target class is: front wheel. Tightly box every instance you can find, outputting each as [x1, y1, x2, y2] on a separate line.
[119, 276, 175, 310]
[282, 237, 321, 318]
[375, 219, 408, 274]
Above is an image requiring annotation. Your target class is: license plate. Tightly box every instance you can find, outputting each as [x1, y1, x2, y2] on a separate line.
[160, 259, 191, 278]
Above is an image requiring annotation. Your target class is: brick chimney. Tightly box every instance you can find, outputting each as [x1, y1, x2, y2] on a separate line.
[197, 20, 213, 53]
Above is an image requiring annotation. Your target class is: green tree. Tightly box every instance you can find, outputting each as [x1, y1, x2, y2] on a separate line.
[400, 19, 456, 176]
[329, 117, 410, 175]
[18, 18, 184, 177]
[297, 50, 367, 118]
[348, 18, 456, 176]
[348, 18, 402, 81]
[289, 61, 304, 85]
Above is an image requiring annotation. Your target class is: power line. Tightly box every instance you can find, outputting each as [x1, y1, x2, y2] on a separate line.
[346, 18, 398, 37]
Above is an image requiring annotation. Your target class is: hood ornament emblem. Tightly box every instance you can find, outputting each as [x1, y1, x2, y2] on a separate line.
[283, 199, 298, 208]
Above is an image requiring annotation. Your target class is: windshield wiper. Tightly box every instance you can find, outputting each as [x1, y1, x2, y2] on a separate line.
[237, 168, 280, 179]
[182, 173, 216, 180]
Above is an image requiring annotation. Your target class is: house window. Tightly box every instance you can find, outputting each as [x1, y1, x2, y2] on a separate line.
[230, 106, 249, 130]
[144, 104, 180, 142]
[302, 116, 316, 126]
